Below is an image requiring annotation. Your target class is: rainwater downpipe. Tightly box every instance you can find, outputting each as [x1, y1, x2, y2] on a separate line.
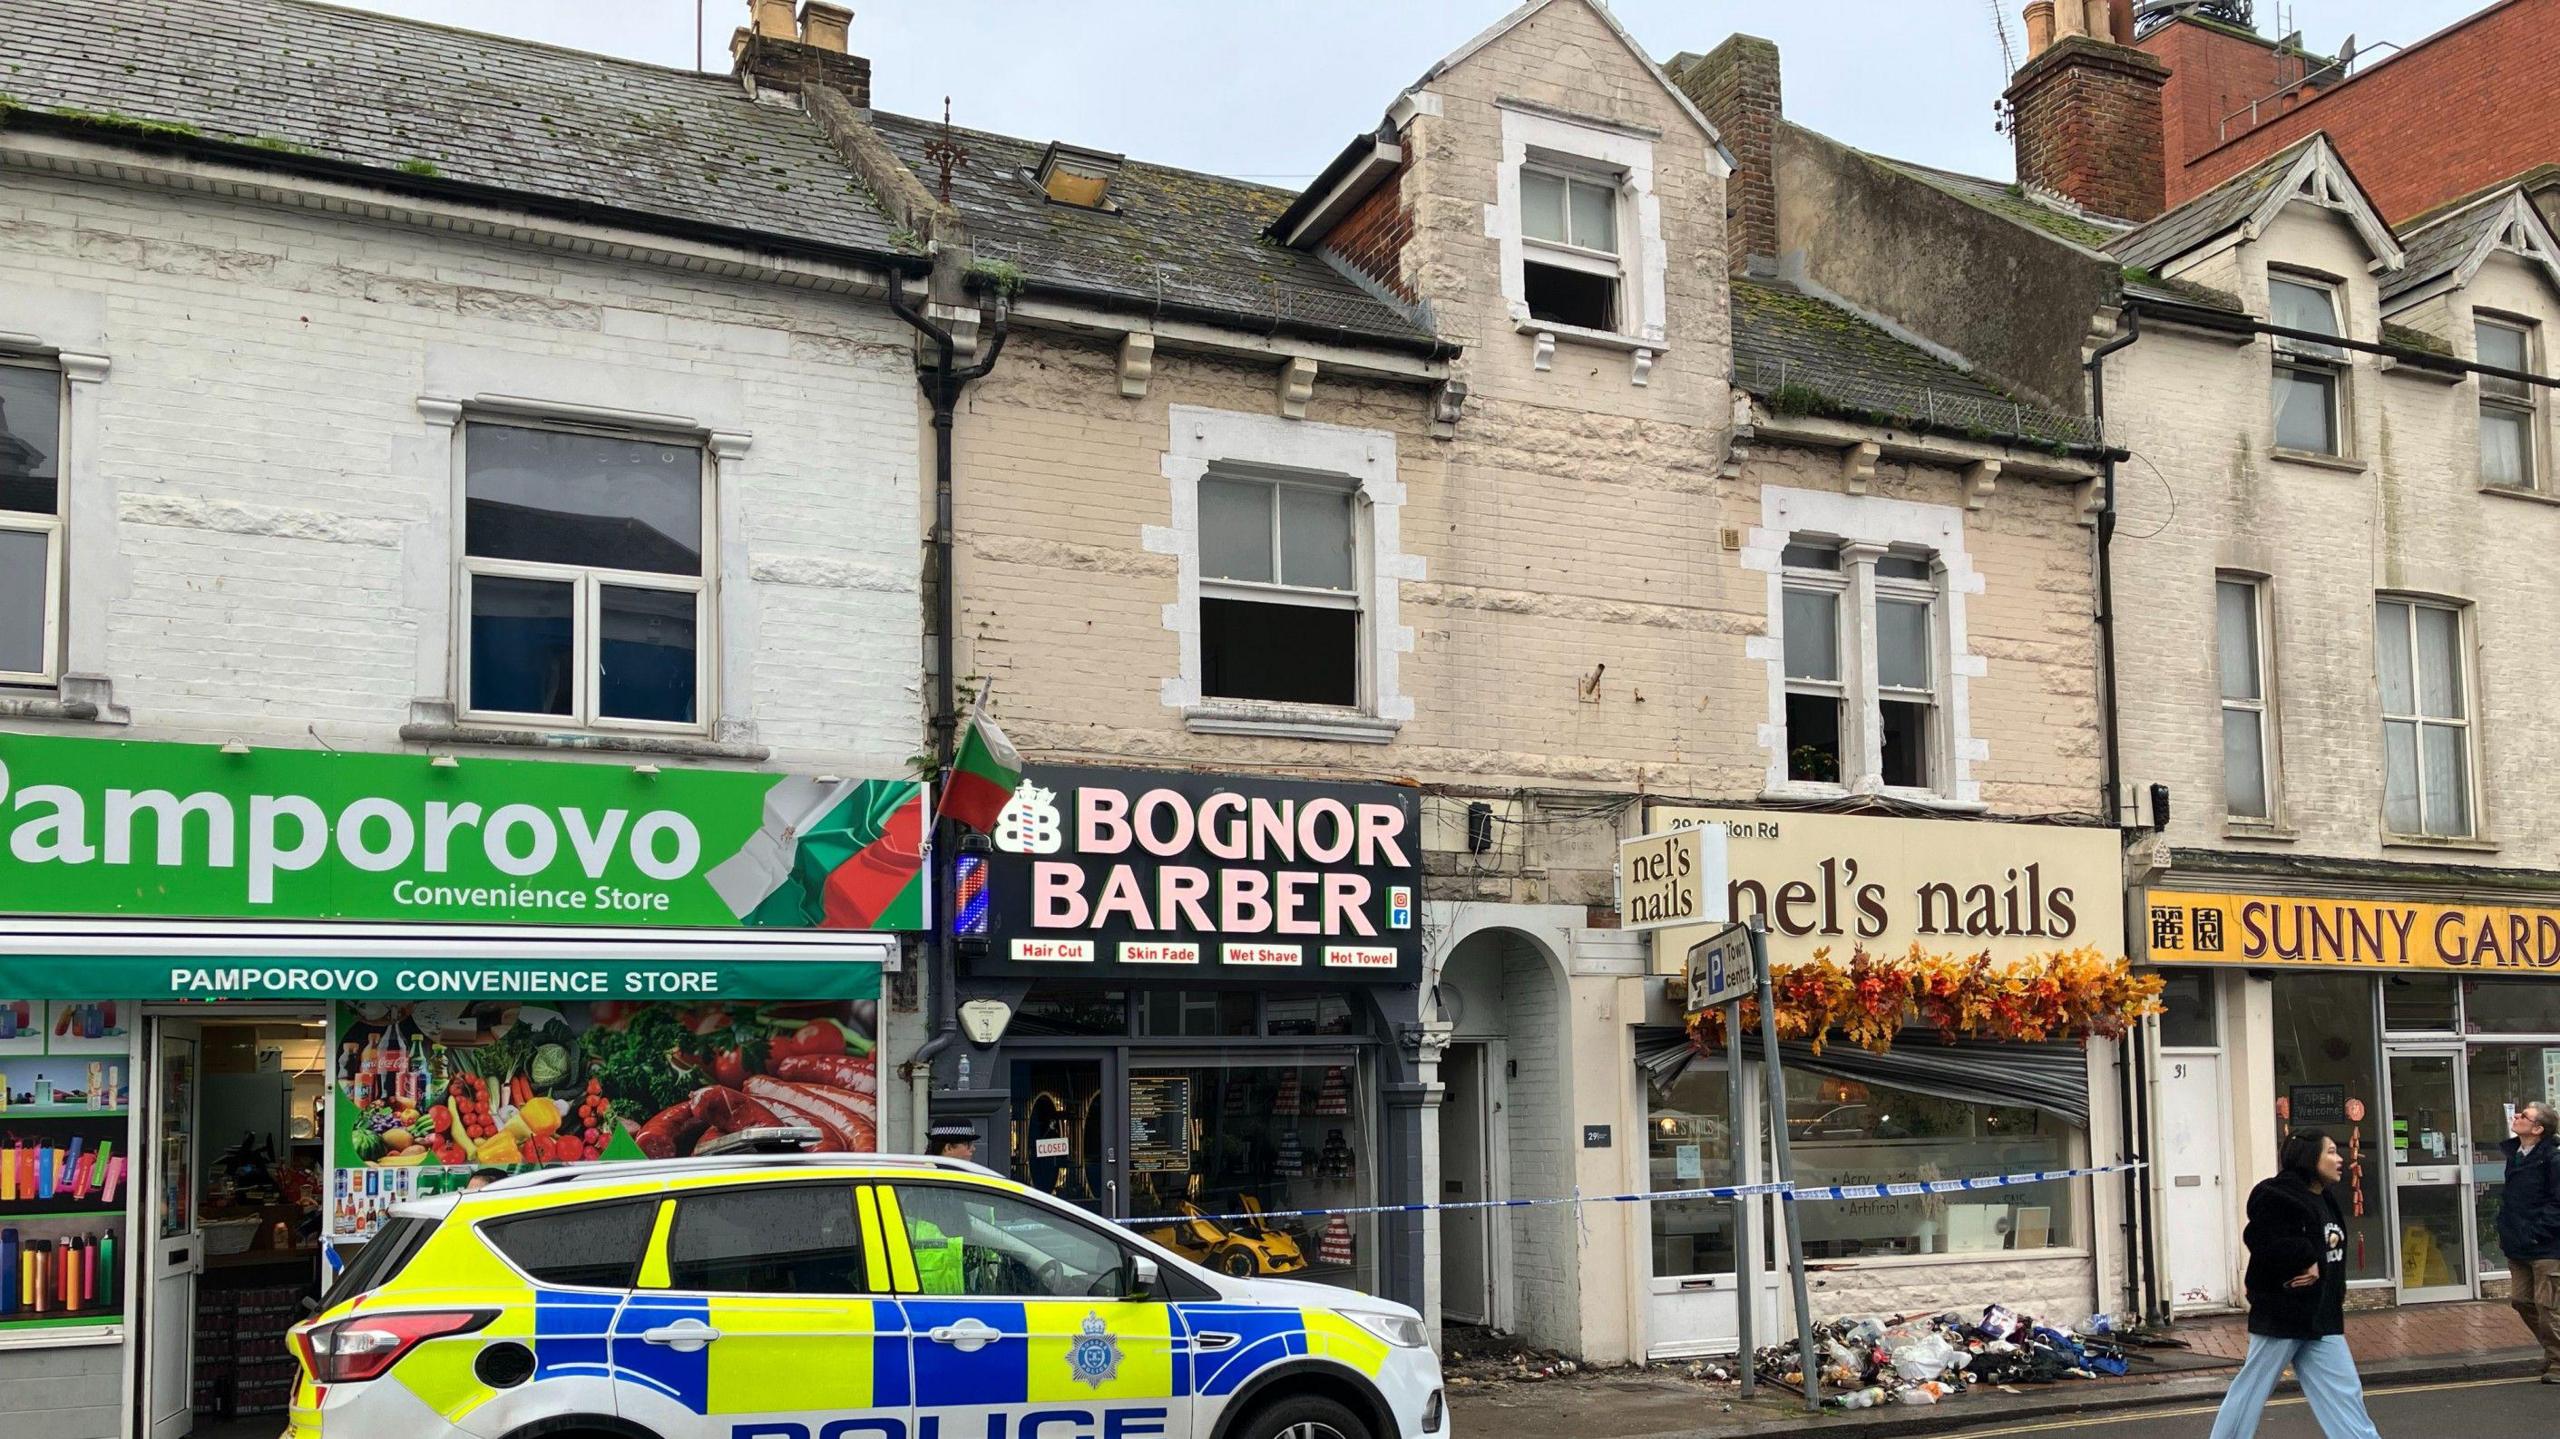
[2083, 304, 2159, 1323]
[889, 277, 1009, 1153]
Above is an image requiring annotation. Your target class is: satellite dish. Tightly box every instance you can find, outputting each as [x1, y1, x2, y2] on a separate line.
[2336, 34, 2357, 68]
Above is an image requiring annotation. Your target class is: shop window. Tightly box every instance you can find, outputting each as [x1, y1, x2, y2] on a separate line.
[1519, 166, 1622, 332]
[2216, 576, 2277, 821]
[1782, 1067, 2077, 1258]
[2270, 275, 2348, 457]
[461, 419, 710, 730]
[1014, 986, 1129, 1037]
[1777, 538, 1948, 795]
[1266, 993, 1359, 1037]
[0, 359, 64, 687]
[1197, 471, 1361, 708]
[2382, 974, 2458, 1033]
[1137, 990, 1256, 1037]
[2459, 976, 2560, 1035]
[2466, 1043, 2560, 1275]
[665, 1185, 868, 1293]
[2475, 314, 2540, 490]
[2270, 975, 2387, 1280]
[482, 1197, 658, 1288]
[1647, 1061, 1738, 1276]
[2156, 970, 2218, 1049]
[1124, 1061, 1374, 1293]
[893, 1184, 1133, 1298]
[2374, 597, 2475, 839]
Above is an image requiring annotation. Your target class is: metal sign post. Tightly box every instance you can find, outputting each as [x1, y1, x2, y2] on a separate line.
[1750, 917, 1820, 1411]
[1685, 921, 1760, 1395]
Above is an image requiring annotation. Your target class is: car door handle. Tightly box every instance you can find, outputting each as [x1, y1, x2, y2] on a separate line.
[927, 1318, 1003, 1353]
[640, 1320, 721, 1352]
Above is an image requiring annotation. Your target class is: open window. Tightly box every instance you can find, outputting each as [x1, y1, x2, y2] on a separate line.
[1196, 469, 1362, 708]
[1519, 165, 1622, 332]
[1781, 542, 1845, 784]
[1776, 539, 1947, 795]
[1872, 553, 1939, 791]
[2269, 275, 2348, 456]
[0, 359, 64, 687]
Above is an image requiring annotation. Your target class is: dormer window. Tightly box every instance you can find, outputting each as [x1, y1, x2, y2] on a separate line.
[1035, 142, 1122, 209]
[2269, 274, 2348, 457]
[1519, 164, 1622, 332]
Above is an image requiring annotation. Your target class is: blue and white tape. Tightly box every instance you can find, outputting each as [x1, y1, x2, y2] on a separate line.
[1126, 1161, 2143, 1228]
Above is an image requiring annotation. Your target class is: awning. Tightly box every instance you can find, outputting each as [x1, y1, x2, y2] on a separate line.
[0, 918, 893, 1000]
[1634, 1025, 2093, 1128]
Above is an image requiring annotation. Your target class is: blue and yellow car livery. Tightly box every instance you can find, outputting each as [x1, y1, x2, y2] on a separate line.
[287, 1155, 1445, 1439]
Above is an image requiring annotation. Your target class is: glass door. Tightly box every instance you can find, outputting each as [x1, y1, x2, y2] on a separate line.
[1644, 1057, 1746, 1359]
[1006, 1053, 1118, 1217]
[142, 1019, 203, 1439]
[2385, 1047, 2475, 1301]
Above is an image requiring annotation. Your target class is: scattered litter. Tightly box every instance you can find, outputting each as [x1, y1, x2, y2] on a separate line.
[1754, 1304, 2135, 1408]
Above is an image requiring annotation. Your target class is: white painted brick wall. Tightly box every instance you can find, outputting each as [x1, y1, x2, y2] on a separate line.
[0, 168, 921, 775]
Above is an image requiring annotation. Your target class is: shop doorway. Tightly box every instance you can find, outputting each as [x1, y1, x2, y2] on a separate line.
[2159, 1051, 2235, 1311]
[1437, 1040, 1506, 1327]
[2385, 1047, 2475, 1301]
[1641, 1055, 1744, 1360]
[137, 1010, 330, 1439]
[1007, 1052, 1119, 1213]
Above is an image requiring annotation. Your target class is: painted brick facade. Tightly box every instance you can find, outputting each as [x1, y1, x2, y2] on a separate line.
[2143, 0, 2560, 222]
[2005, 35, 2171, 222]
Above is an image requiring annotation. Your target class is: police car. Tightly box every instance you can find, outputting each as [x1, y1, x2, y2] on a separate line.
[287, 1153, 1446, 1439]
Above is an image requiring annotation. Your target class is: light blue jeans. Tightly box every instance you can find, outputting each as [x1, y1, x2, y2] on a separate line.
[2207, 1334, 2383, 1439]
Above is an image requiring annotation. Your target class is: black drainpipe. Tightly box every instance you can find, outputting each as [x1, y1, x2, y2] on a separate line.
[888, 279, 1010, 1143]
[2084, 304, 2159, 1324]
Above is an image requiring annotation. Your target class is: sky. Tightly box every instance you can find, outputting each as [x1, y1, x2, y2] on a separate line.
[342, 1, 2485, 186]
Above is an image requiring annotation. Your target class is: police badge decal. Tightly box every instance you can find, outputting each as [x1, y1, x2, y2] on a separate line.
[1068, 1312, 1123, 1389]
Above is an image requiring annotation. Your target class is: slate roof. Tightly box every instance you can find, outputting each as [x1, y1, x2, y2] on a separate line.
[2385, 188, 2516, 300]
[1731, 281, 2100, 452]
[0, 0, 908, 260]
[2108, 138, 2317, 273]
[866, 112, 1436, 351]
[1873, 157, 2129, 251]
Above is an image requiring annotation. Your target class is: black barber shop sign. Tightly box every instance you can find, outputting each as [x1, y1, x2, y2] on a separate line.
[974, 766, 1422, 983]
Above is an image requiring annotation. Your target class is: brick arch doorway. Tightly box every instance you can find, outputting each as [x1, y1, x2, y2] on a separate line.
[1431, 922, 1570, 1344]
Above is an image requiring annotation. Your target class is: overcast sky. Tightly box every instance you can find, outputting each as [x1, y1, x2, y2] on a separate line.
[347, 1, 2482, 185]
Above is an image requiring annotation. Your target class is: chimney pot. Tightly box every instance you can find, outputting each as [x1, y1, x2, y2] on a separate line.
[2024, 2, 2055, 58]
[751, 0, 795, 41]
[2052, 0, 2087, 42]
[2082, 0, 2114, 43]
[800, 2, 852, 53]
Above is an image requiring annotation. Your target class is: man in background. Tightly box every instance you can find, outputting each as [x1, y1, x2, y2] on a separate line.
[2501, 1099, 2560, 1382]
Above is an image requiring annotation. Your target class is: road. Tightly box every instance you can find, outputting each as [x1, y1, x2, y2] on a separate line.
[1933, 1374, 2551, 1439]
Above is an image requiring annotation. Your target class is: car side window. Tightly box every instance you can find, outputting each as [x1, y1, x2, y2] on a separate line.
[481, 1197, 657, 1289]
[895, 1185, 1133, 1299]
[667, 1184, 869, 1294]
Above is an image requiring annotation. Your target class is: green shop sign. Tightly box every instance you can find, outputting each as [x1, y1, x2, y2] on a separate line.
[0, 953, 881, 1001]
[0, 734, 927, 930]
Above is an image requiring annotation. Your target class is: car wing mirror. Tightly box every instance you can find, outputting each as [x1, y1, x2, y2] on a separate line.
[1125, 1255, 1161, 1300]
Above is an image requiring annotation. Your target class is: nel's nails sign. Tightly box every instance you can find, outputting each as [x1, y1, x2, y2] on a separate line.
[979, 766, 1422, 983]
[0, 734, 925, 931]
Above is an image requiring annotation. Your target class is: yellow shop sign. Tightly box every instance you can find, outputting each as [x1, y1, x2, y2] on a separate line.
[2145, 888, 2560, 972]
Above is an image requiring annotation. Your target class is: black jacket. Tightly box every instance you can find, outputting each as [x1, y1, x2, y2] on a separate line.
[2499, 1136, 2560, 1262]
[2241, 1172, 2347, 1338]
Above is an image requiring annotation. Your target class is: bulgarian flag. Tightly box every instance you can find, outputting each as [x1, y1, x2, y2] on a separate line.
[707, 776, 928, 930]
[940, 700, 1023, 835]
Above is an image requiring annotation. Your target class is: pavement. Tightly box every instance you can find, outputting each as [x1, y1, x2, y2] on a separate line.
[1448, 1301, 2549, 1439]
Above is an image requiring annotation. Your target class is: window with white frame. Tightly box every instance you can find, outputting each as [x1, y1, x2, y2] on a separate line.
[1780, 539, 1944, 793]
[2216, 575, 2275, 821]
[460, 419, 709, 729]
[2270, 275, 2348, 456]
[2374, 597, 2474, 839]
[2475, 314, 2540, 489]
[1518, 164, 1622, 333]
[1197, 468, 1361, 708]
[0, 359, 64, 687]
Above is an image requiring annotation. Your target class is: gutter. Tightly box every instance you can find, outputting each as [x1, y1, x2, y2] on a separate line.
[0, 108, 932, 282]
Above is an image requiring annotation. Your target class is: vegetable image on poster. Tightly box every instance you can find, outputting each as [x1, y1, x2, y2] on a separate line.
[329, 986, 879, 1240]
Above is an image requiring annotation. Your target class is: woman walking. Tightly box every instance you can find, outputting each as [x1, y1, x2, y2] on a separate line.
[2207, 1130, 2383, 1439]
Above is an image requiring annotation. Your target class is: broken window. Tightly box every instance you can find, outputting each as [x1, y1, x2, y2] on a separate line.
[1197, 472, 1360, 707]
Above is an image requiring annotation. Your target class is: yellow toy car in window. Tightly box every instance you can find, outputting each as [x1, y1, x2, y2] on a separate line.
[1141, 1198, 1311, 1279]
[287, 1153, 1445, 1439]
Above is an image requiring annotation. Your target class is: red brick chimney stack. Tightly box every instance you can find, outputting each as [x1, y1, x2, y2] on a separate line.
[1667, 36, 1783, 278]
[2007, 0, 2167, 222]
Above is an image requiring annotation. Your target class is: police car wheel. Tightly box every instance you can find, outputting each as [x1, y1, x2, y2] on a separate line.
[1234, 1393, 1370, 1439]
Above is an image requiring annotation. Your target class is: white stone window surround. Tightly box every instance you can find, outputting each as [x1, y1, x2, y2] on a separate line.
[411, 348, 756, 751]
[1746, 486, 1985, 807]
[1489, 101, 1669, 367]
[0, 288, 118, 723]
[1147, 404, 1418, 744]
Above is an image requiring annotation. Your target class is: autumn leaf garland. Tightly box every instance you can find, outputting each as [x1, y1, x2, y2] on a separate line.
[1687, 945, 2163, 1056]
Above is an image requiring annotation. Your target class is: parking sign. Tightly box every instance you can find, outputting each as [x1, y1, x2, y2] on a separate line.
[1685, 921, 1756, 1013]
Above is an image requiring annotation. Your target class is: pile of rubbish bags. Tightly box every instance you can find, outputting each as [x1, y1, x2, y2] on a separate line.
[1754, 1306, 2132, 1409]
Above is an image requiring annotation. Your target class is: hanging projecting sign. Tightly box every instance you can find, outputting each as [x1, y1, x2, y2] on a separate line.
[1617, 826, 1726, 933]
[0, 734, 926, 931]
[977, 766, 1422, 983]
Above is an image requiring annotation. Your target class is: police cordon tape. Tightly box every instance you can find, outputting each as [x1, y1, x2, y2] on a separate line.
[1117, 1161, 2147, 1228]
